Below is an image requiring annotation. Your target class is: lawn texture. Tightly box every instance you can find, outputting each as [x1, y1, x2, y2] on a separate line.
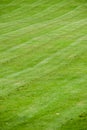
[0, 0, 87, 130]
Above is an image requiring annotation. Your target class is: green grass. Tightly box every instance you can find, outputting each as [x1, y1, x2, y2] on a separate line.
[0, 0, 87, 130]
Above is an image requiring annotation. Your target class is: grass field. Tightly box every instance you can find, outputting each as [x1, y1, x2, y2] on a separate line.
[0, 0, 87, 130]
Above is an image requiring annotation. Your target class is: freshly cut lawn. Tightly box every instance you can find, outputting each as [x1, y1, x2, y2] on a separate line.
[0, 0, 87, 130]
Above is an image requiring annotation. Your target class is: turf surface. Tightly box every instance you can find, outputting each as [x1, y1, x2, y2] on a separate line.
[0, 0, 87, 130]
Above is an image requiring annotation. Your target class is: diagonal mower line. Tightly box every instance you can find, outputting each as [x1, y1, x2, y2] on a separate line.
[0, 4, 85, 36]
[0, 18, 86, 58]
[0, 0, 45, 18]
[0, 0, 69, 23]
[0, 0, 70, 37]
[0, 42, 86, 101]
[0, 35, 86, 85]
